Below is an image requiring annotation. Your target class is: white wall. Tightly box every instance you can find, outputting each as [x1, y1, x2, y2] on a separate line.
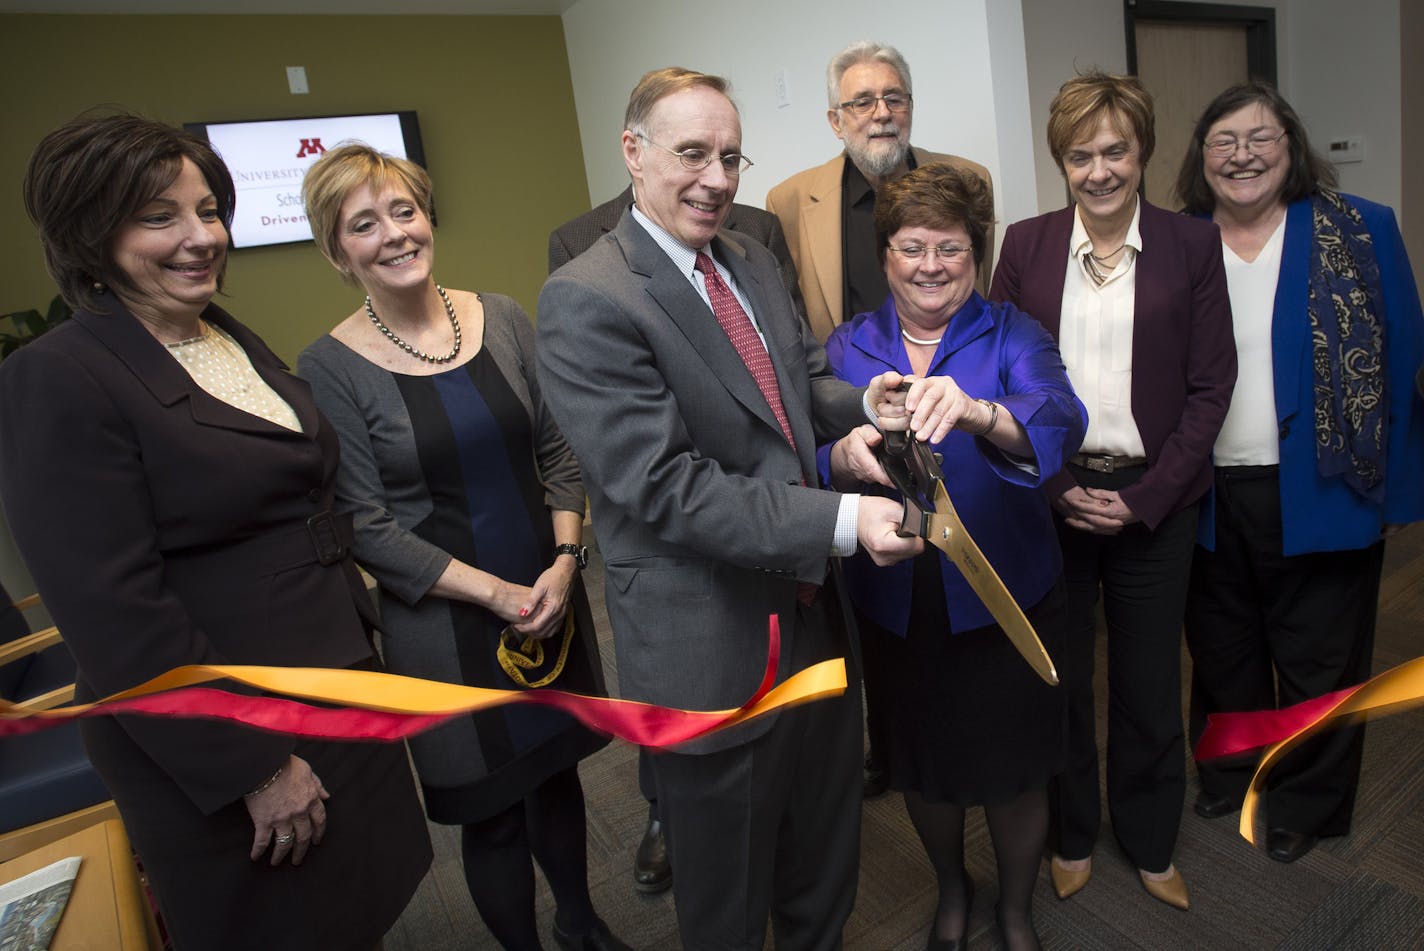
[1287, 0, 1402, 213]
[560, 0, 1013, 216]
[560, 0, 1406, 233]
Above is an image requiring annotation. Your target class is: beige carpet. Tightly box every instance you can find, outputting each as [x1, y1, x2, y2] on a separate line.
[385, 523, 1424, 950]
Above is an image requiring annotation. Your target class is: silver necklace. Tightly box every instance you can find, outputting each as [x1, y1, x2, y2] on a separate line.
[1089, 241, 1127, 263]
[900, 325, 943, 347]
[366, 284, 462, 364]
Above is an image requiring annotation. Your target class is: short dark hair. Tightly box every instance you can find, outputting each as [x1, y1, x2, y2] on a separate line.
[874, 162, 995, 269]
[624, 67, 734, 136]
[23, 112, 236, 314]
[1173, 80, 1336, 215]
[1046, 70, 1156, 172]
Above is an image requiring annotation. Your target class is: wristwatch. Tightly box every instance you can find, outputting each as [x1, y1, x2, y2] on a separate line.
[554, 543, 589, 570]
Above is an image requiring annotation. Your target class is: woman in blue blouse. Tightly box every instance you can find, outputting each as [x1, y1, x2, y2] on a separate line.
[1175, 82, 1424, 864]
[821, 163, 1086, 951]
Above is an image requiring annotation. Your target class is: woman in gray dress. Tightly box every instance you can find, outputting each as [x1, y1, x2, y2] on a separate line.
[296, 145, 626, 951]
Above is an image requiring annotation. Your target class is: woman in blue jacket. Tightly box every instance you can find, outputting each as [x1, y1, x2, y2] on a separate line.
[1175, 81, 1424, 863]
[821, 163, 1085, 951]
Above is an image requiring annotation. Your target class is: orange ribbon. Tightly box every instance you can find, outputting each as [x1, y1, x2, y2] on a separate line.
[1195, 655, 1424, 845]
[0, 617, 847, 750]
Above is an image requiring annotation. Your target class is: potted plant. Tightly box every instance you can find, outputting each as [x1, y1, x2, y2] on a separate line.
[1, 296, 72, 359]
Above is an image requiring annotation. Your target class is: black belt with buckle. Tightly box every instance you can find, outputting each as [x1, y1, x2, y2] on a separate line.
[306, 510, 351, 566]
[1069, 453, 1148, 474]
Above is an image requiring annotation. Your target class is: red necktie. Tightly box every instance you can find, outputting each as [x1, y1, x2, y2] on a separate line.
[694, 252, 797, 451]
[696, 252, 819, 605]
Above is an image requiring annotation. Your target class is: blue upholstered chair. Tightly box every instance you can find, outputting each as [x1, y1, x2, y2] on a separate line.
[0, 581, 115, 861]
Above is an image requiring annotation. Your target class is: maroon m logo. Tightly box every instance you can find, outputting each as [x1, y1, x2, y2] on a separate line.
[296, 138, 326, 158]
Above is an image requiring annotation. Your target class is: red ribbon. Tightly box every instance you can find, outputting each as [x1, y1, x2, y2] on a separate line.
[1194, 655, 1424, 845]
[1, 616, 847, 751]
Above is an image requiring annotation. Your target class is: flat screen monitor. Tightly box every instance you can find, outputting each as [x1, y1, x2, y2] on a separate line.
[184, 111, 426, 249]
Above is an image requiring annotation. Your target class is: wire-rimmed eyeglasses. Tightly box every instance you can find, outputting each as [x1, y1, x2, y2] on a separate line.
[637, 133, 753, 175]
[1203, 129, 1287, 158]
[886, 244, 972, 263]
[837, 93, 912, 117]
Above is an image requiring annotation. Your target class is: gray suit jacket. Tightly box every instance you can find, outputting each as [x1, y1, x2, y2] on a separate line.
[549, 186, 807, 322]
[537, 210, 865, 753]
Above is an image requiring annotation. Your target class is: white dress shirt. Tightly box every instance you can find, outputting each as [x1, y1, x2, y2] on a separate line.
[1059, 202, 1147, 457]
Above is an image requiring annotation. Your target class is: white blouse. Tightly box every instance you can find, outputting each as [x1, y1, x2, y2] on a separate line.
[1213, 216, 1287, 466]
[1059, 202, 1147, 457]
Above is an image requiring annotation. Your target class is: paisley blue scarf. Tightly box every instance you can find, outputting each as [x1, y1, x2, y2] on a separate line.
[1308, 189, 1386, 500]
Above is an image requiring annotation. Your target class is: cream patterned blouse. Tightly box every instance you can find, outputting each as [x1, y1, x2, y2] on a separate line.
[165, 321, 302, 432]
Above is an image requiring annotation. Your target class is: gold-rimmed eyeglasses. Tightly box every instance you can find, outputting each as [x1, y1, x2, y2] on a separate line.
[636, 133, 753, 175]
[887, 244, 972, 262]
[838, 93, 912, 116]
[1203, 130, 1287, 158]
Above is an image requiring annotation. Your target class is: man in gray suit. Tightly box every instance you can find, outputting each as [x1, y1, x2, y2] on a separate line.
[548, 189, 807, 896]
[538, 67, 955, 950]
[550, 186, 805, 323]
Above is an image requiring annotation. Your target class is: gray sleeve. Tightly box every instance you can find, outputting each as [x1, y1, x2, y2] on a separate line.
[548, 227, 574, 274]
[480, 295, 585, 515]
[297, 339, 452, 605]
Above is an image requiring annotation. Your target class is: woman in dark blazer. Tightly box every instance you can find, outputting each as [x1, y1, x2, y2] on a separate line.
[989, 72, 1236, 910]
[0, 114, 431, 951]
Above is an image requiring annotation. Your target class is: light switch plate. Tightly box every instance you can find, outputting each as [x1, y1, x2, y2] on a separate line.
[1327, 135, 1364, 164]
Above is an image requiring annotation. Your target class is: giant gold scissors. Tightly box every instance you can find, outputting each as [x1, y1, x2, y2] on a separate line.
[876, 428, 1059, 686]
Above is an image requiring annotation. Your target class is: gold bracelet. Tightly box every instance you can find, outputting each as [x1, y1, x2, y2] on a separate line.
[972, 399, 999, 436]
[244, 764, 284, 798]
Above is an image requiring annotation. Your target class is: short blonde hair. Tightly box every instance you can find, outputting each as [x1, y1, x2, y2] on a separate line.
[1046, 70, 1155, 172]
[301, 143, 433, 280]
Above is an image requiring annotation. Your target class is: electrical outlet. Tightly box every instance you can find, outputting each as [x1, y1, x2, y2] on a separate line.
[774, 68, 792, 109]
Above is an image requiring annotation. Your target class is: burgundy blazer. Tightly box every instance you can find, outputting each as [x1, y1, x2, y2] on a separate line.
[988, 200, 1236, 529]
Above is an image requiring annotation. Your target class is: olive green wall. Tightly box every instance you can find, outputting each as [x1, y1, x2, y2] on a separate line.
[0, 14, 591, 364]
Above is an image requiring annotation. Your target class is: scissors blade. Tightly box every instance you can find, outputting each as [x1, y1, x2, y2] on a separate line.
[924, 481, 1059, 686]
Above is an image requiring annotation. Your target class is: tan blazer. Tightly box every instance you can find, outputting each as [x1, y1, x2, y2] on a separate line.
[766, 147, 995, 342]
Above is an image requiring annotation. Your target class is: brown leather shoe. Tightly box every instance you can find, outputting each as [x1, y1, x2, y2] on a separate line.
[633, 815, 672, 894]
[1139, 865, 1190, 910]
[1049, 855, 1091, 900]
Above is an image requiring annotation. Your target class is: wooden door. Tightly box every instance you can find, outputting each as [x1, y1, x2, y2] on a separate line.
[1134, 20, 1249, 210]
[1125, 2, 1276, 210]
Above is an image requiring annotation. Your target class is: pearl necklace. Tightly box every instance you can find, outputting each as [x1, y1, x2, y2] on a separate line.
[366, 284, 462, 364]
[900, 325, 943, 347]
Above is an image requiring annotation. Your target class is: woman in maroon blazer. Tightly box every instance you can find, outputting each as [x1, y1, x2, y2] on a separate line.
[989, 72, 1235, 911]
[0, 114, 431, 950]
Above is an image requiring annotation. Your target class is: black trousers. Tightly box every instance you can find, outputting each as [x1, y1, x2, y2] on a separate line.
[1185, 465, 1382, 837]
[1052, 463, 1197, 873]
[651, 593, 862, 951]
